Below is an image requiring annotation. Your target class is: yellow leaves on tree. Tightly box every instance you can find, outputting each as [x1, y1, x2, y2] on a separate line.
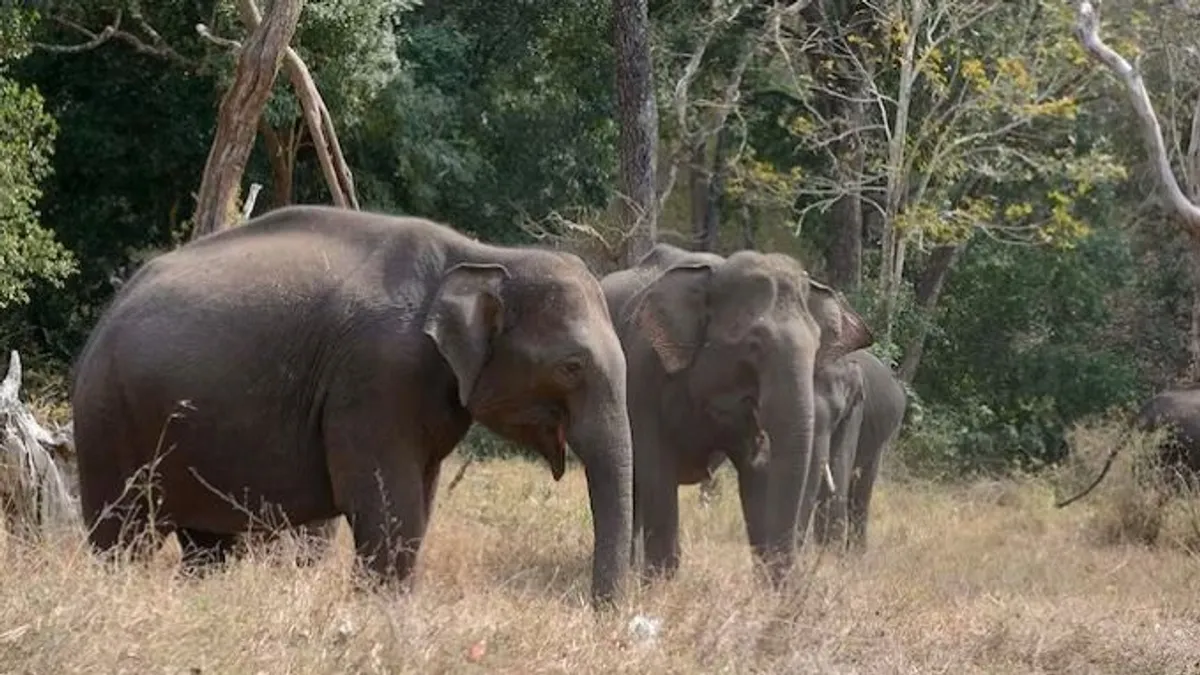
[725, 151, 805, 211]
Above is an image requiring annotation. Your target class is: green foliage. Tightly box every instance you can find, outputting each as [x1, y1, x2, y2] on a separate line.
[210, 0, 413, 144]
[0, 10, 75, 309]
[910, 228, 1144, 474]
[0, 0, 1194, 490]
[457, 425, 540, 462]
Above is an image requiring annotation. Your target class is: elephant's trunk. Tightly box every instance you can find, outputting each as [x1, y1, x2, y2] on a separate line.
[754, 346, 816, 586]
[566, 381, 633, 609]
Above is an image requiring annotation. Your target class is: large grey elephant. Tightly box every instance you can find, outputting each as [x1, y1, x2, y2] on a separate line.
[600, 243, 872, 584]
[70, 205, 633, 607]
[807, 349, 906, 552]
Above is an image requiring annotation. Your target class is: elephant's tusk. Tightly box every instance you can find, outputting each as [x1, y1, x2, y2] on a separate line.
[823, 462, 835, 494]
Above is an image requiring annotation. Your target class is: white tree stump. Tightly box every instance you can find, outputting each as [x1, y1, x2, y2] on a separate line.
[0, 350, 79, 538]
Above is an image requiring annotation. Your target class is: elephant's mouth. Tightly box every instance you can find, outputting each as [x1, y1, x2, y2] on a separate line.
[705, 394, 771, 469]
[538, 421, 568, 481]
[493, 404, 569, 481]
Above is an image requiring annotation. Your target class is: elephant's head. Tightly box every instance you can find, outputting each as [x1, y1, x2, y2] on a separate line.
[623, 250, 872, 583]
[422, 251, 632, 607]
[816, 355, 866, 428]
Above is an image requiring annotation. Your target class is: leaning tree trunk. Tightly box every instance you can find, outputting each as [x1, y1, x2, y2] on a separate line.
[190, 0, 304, 239]
[897, 243, 962, 383]
[614, 0, 658, 265]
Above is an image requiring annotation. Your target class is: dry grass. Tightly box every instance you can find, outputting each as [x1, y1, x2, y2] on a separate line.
[1, 451, 1199, 674]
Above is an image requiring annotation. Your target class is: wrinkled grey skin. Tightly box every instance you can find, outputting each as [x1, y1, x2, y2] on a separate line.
[600, 243, 872, 584]
[807, 349, 906, 552]
[1134, 388, 1200, 486]
[70, 205, 633, 607]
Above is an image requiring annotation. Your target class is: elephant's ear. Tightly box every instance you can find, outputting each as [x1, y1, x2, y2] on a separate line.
[423, 262, 511, 408]
[624, 262, 713, 374]
[807, 278, 873, 365]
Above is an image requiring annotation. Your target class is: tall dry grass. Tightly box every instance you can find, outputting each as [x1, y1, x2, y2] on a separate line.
[1, 442, 1199, 674]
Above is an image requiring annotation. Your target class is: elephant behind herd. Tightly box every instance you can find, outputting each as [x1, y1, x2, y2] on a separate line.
[67, 205, 909, 608]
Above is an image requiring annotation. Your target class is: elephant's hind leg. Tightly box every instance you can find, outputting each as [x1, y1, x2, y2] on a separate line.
[81, 468, 168, 565]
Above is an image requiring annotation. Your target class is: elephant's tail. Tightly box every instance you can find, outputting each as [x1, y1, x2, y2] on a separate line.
[1054, 444, 1120, 508]
[1054, 419, 1138, 508]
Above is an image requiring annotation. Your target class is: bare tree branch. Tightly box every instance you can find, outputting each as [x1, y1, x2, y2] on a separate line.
[1075, 0, 1200, 234]
[195, 23, 240, 50]
[32, 13, 120, 53]
[657, 1, 813, 220]
[34, 10, 191, 66]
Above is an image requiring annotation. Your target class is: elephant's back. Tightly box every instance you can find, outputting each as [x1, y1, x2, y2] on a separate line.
[1138, 390, 1200, 432]
[98, 208, 454, 339]
[72, 208, 450, 428]
[599, 267, 656, 327]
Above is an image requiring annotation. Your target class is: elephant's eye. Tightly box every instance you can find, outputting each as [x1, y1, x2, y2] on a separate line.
[556, 356, 585, 384]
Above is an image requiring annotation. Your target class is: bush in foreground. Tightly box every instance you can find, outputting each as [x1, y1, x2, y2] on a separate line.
[1052, 418, 1200, 554]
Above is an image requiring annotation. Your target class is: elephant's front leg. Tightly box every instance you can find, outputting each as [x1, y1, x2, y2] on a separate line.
[325, 419, 431, 587]
[846, 439, 883, 553]
[733, 464, 771, 577]
[813, 407, 862, 548]
[793, 429, 830, 551]
[635, 435, 681, 580]
[343, 460, 429, 585]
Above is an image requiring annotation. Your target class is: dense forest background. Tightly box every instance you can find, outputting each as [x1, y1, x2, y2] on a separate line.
[1, 0, 1195, 478]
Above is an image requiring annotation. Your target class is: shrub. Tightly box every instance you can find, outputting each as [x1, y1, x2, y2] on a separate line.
[1051, 418, 1200, 552]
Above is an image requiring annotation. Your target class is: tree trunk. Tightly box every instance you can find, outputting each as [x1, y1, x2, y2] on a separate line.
[237, 0, 358, 210]
[799, 0, 875, 292]
[828, 192, 863, 290]
[701, 125, 731, 252]
[689, 138, 709, 249]
[1186, 236, 1200, 382]
[877, 0, 923, 346]
[1074, 1, 1200, 382]
[741, 203, 757, 249]
[827, 90, 867, 292]
[613, 0, 658, 265]
[897, 243, 962, 383]
[190, 0, 303, 239]
[260, 119, 298, 209]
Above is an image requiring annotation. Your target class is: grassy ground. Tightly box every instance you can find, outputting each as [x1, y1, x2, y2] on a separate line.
[1, 445, 1199, 674]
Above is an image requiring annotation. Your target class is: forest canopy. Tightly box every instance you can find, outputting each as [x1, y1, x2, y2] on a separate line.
[1, 0, 1195, 477]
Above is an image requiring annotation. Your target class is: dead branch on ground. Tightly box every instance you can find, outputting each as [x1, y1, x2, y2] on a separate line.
[0, 352, 78, 539]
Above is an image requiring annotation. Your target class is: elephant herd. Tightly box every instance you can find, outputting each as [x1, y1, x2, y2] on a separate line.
[67, 205, 907, 609]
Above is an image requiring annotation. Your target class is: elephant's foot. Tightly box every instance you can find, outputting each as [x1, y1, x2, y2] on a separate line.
[637, 560, 680, 586]
[176, 528, 238, 576]
[85, 503, 168, 567]
[242, 519, 339, 567]
[638, 536, 681, 584]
